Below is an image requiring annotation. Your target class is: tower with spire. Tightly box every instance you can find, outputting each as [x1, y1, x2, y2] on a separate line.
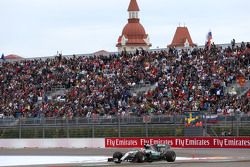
[168, 26, 197, 49]
[116, 0, 151, 52]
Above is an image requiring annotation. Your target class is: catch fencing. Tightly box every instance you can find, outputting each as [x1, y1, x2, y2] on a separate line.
[0, 115, 250, 138]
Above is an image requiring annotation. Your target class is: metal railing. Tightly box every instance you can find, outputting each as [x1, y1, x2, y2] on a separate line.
[1, 115, 250, 138]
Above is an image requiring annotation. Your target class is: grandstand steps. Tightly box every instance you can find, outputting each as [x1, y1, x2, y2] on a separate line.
[48, 88, 66, 97]
[239, 80, 250, 97]
[36, 87, 67, 104]
[225, 80, 250, 97]
[47, 86, 66, 96]
[130, 83, 157, 94]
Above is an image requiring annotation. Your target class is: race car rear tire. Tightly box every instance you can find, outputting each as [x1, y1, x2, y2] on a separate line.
[134, 152, 144, 163]
[165, 150, 176, 162]
[113, 152, 123, 163]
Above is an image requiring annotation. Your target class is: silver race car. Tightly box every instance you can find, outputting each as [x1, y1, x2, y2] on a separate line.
[108, 144, 176, 163]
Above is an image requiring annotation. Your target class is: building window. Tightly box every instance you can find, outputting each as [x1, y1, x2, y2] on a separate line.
[132, 12, 135, 18]
[130, 12, 138, 19]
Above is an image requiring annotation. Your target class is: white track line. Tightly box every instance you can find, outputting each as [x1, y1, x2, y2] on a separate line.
[0, 156, 108, 166]
[0, 156, 232, 166]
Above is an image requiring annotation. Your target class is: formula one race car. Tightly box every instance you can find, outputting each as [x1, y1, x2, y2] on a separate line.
[108, 144, 176, 163]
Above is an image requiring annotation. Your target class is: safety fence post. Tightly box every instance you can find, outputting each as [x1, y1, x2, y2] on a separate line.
[118, 115, 121, 138]
[42, 118, 45, 138]
[19, 119, 22, 139]
[66, 119, 69, 138]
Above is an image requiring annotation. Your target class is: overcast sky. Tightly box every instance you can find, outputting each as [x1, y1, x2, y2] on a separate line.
[0, 0, 249, 58]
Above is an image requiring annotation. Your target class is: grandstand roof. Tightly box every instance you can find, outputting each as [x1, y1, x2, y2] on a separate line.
[168, 26, 197, 48]
[93, 50, 110, 56]
[5, 54, 23, 60]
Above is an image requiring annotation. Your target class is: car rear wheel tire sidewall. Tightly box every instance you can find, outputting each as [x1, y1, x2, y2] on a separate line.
[165, 150, 176, 162]
[113, 152, 123, 163]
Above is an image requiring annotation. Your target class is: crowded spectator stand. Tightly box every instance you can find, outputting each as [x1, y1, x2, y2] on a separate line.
[0, 43, 249, 120]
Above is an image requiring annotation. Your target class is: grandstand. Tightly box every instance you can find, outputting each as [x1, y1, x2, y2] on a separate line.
[0, 41, 249, 138]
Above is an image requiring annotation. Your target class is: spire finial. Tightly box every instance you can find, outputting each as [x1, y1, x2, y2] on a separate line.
[128, 0, 140, 11]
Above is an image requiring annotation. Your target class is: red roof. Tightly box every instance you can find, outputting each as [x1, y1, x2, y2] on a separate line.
[128, 0, 140, 11]
[5, 54, 23, 60]
[168, 26, 196, 48]
[117, 20, 149, 47]
[118, 36, 122, 43]
[122, 21, 146, 37]
[126, 39, 149, 46]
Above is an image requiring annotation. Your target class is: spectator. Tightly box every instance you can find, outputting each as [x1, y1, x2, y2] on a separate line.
[0, 43, 249, 119]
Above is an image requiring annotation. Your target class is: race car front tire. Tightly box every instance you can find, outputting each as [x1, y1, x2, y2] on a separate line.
[113, 152, 123, 163]
[134, 152, 144, 163]
[165, 150, 176, 162]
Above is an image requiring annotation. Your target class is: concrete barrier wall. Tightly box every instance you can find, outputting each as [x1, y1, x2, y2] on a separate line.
[105, 137, 250, 148]
[2, 137, 250, 149]
[0, 138, 105, 148]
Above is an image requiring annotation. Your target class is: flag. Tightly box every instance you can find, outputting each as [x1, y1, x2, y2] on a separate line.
[1, 53, 4, 60]
[206, 31, 213, 49]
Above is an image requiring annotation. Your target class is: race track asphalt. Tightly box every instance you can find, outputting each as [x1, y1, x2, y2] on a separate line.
[1, 148, 250, 167]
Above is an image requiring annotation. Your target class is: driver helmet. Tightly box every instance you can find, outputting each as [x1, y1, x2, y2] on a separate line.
[144, 143, 150, 149]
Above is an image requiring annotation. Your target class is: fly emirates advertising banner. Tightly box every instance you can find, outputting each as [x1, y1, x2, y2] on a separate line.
[105, 137, 250, 148]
